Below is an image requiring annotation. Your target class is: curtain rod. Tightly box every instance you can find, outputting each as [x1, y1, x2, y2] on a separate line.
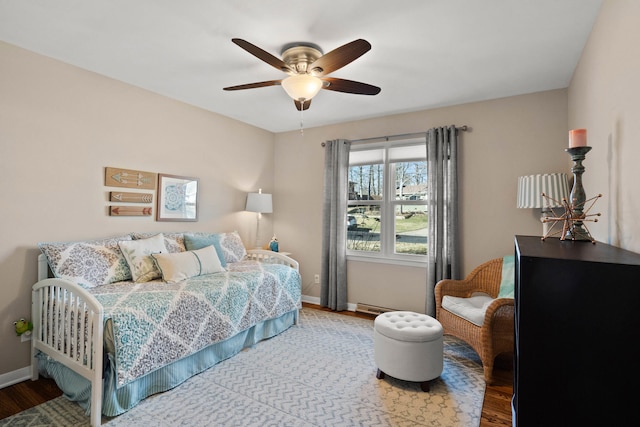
[320, 125, 468, 147]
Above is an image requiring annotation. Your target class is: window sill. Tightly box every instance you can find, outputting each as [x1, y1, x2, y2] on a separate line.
[346, 253, 427, 268]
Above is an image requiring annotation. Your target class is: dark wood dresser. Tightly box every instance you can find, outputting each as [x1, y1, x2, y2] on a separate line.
[513, 235, 640, 426]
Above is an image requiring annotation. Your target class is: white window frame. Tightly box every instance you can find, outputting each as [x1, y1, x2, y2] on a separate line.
[347, 139, 427, 267]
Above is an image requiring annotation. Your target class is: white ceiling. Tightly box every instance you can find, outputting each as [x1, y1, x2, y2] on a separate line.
[0, 0, 603, 133]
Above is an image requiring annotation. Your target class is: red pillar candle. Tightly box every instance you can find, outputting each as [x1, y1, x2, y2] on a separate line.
[569, 129, 587, 148]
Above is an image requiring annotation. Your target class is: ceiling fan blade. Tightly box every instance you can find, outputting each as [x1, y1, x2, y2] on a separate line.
[321, 78, 381, 95]
[294, 99, 311, 111]
[232, 39, 293, 73]
[223, 80, 282, 91]
[309, 39, 371, 76]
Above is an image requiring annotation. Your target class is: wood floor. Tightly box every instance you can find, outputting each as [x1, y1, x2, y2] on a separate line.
[0, 303, 513, 426]
[0, 376, 62, 419]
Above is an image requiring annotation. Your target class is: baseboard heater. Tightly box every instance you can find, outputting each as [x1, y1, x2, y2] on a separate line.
[355, 303, 398, 315]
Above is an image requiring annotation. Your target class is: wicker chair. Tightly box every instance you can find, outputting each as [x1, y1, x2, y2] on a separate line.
[434, 258, 514, 384]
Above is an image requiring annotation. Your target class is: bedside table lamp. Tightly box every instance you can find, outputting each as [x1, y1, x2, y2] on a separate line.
[245, 188, 273, 249]
[517, 173, 569, 236]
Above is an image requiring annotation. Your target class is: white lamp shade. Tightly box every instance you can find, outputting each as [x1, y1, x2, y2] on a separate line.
[281, 74, 323, 101]
[517, 173, 569, 209]
[245, 192, 273, 213]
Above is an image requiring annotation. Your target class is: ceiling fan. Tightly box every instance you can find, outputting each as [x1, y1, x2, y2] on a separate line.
[223, 38, 381, 111]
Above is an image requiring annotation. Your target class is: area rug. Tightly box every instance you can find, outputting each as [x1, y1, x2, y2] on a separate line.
[0, 307, 485, 426]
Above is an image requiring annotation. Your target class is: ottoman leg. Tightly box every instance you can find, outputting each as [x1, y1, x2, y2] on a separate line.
[376, 369, 385, 380]
[420, 381, 430, 392]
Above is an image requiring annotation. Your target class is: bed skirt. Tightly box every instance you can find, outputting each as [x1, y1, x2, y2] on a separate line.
[36, 310, 297, 417]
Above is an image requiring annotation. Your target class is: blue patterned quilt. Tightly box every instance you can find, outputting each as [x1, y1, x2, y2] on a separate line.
[89, 261, 301, 388]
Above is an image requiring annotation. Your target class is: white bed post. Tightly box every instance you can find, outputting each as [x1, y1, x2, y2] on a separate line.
[31, 254, 48, 381]
[90, 316, 104, 427]
[31, 287, 40, 381]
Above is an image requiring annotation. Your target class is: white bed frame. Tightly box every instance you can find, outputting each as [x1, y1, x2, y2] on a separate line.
[31, 249, 299, 427]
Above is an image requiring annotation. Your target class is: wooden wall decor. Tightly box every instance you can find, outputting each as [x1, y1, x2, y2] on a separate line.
[110, 192, 153, 203]
[105, 167, 157, 190]
[109, 206, 153, 216]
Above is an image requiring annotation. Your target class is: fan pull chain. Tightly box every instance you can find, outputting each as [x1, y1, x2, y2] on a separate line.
[299, 107, 304, 135]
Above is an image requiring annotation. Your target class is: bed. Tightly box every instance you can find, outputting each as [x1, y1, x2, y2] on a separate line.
[31, 231, 301, 427]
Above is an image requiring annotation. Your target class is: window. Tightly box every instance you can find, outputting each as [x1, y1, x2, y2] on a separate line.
[347, 139, 427, 264]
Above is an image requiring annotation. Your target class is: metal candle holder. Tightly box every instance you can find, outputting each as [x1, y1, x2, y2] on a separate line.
[565, 146, 592, 241]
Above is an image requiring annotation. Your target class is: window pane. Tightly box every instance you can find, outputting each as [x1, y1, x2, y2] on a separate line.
[347, 204, 381, 252]
[348, 164, 384, 200]
[394, 205, 427, 255]
[394, 161, 427, 200]
[388, 144, 425, 162]
[349, 148, 384, 166]
[346, 140, 429, 261]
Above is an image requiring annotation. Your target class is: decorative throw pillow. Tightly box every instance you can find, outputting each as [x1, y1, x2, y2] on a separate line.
[183, 232, 227, 267]
[130, 232, 186, 253]
[151, 245, 224, 284]
[118, 233, 168, 282]
[218, 231, 247, 263]
[38, 235, 133, 288]
[497, 255, 515, 298]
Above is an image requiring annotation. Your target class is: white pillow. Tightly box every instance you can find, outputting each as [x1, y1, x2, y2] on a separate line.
[131, 232, 186, 253]
[118, 233, 168, 282]
[151, 245, 225, 284]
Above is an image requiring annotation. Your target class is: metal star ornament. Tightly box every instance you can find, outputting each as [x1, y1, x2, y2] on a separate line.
[540, 192, 602, 243]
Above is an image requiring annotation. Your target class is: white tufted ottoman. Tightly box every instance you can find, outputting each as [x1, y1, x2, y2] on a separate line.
[374, 311, 444, 392]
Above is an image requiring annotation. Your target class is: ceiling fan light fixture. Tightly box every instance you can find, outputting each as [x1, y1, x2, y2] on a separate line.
[225, 39, 380, 112]
[281, 74, 323, 101]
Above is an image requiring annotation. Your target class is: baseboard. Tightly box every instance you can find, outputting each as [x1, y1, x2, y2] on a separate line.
[355, 302, 398, 315]
[301, 294, 357, 312]
[0, 366, 31, 390]
[301, 294, 320, 305]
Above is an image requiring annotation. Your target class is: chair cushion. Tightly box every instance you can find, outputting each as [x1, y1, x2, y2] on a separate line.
[441, 292, 494, 327]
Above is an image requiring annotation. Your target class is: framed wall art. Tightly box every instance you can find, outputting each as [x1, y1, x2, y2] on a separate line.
[156, 174, 199, 222]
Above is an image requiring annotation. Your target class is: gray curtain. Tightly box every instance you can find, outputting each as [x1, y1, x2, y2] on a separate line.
[425, 126, 460, 316]
[320, 139, 350, 311]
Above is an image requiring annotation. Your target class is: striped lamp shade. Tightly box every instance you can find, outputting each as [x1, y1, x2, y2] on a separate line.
[517, 173, 570, 209]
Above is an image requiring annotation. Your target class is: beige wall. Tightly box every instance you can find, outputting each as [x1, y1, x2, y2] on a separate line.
[568, 0, 640, 253]
[275, 89, 570, 312]
[0, 41, 275, 376]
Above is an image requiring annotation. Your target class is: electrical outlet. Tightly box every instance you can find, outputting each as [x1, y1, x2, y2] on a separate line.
[314, 274, 320, 284]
